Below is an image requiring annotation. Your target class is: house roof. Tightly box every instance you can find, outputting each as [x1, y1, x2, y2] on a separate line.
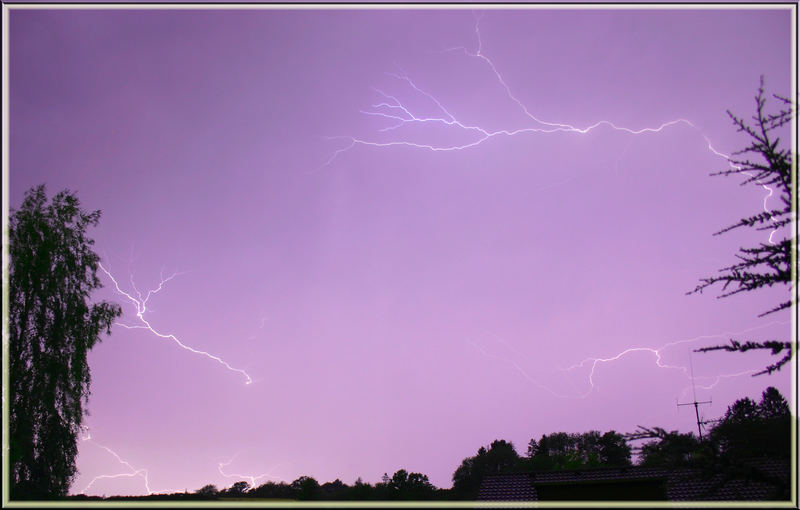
[477, 473, 537, 501]
[477, 459, 790, 502]
[665, 459, 790, 501]
[529, 465, 672, 484]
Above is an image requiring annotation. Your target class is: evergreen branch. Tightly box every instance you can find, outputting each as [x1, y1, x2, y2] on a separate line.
[694, 340, 793, 376]
[713, 208, 791, 235]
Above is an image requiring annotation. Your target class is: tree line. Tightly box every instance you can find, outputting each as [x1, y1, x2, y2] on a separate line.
[65, 386, 790, 501]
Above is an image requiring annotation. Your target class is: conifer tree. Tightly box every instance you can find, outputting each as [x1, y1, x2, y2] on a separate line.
[689, 78, 795, 375]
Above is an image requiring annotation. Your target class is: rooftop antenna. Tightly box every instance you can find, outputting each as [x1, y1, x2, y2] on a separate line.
[677, 351, 712, 440]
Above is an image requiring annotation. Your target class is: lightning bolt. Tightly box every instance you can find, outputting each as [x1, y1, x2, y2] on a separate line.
[78, 426, 155, 496]
[324, 12, 779, 246]
[466, 321, 787, 400]
[77, 263, 257, 496]
[563, 348, 689, 399]
[702, 139, 781, 244]
[217, 453, 287, 489]
[326, 13, 785, 406]
[324, 69, 693, 163]
[98, 262, 253, 385]
[561, 321, 790, 398]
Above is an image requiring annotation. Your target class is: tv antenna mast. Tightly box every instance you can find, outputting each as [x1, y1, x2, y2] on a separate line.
[677, 352, 712, 439]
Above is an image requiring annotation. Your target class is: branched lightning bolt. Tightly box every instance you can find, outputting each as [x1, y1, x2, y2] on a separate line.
[563, 348, 688, 399]
[98, 262, 253, 385]
[218, 453, 286, 489]
[468, 321, 788, 400]
[328, 14, 784, 403]
[80, 264, 256, 496]
[561, 321, 789, 398]
[324, 69, 693, 163]
[323, 11, 695, 163]
[437, 13, 693, 137]
[79, 426, 155, 495]
[323, 13, 779, 246]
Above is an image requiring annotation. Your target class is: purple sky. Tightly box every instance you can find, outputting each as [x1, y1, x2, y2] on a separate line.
[7, 6, 795, 496]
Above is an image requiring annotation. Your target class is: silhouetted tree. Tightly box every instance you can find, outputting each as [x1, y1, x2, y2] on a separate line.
[291, 476, 320, 500]
[636, 427, 706, 468]
[195, 484, 219, 497]
[220, 481, 250, 497]
[250, 481, 295, 499]
[9, 185, 122, 499]
[484, 439, 520, 474]
[527, 432, 582, 470]
[451, 457, 476, 498]
[634, 387, 790, 471]
[709, 386, 791, 461]
[526, 430, 631, 470]
[373, 474, 393, 500]
[452, 439, 520, 498]
[346, 477, 375, 500]
[758, 386, 791, 418]
[689, 78, 794, 376]
[597, 430, 633, 466]
[319, 478, 348, 500]
[388, 469, 410, 494]
[687, 388, 790, 499]
[386, 469, 436, 500]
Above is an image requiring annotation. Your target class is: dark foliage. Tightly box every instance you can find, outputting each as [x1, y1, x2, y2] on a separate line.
[66, 386, 789, 502]
[709, 386, 791, 461]
[634, 387, 791, 469]
[451, 439, 520, 499]
[319, 478, 347, 499]
[697, 387, 791, 500]
[635, 427, 707, 468]
[689, 78, 795, 375]
[696, 339, 792, 377]
[384, 469, 437, 500]
[220, 480, 250, 497]
[525, 430, 632, 471]
[346, 477, 374, 500]
[187, 472, 440, 501]
[249, 481, 296, 499]
[194, 484, 219, 497]
[291, 475, 320, 500]
[9, 185, 122, 499]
